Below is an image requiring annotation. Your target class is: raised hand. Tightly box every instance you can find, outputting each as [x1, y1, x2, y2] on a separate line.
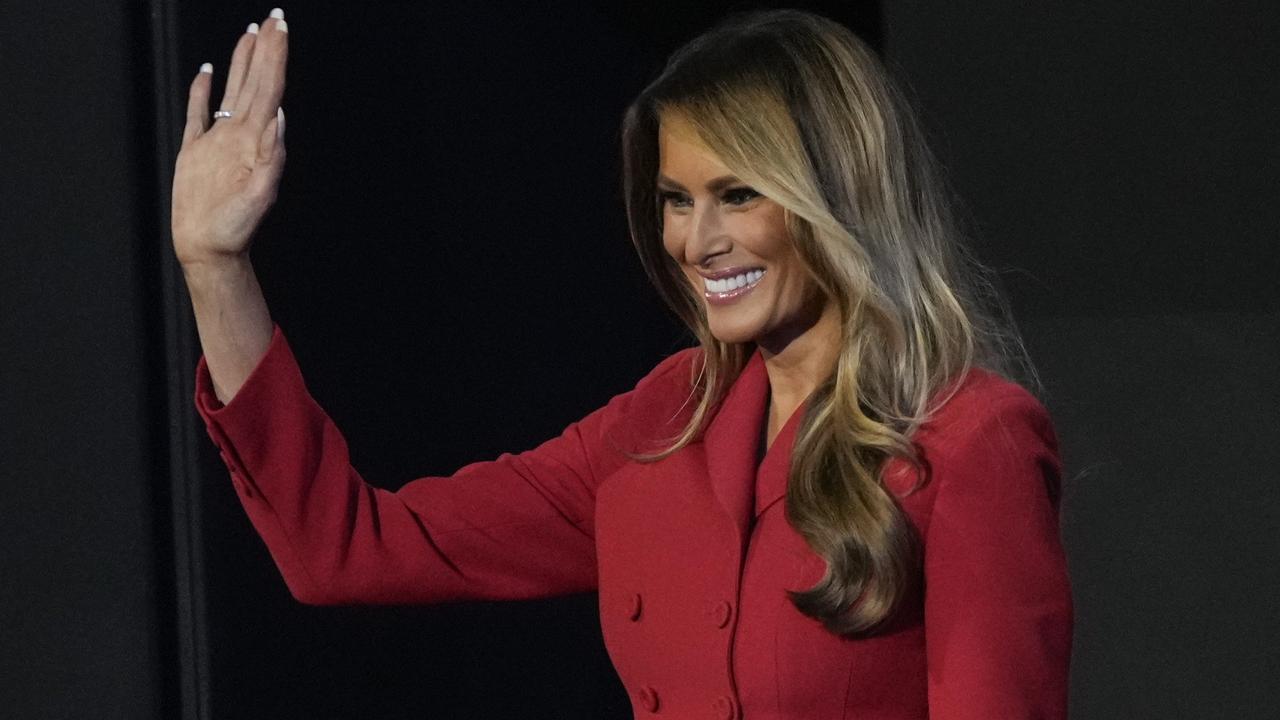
[172, 8, 289, 269]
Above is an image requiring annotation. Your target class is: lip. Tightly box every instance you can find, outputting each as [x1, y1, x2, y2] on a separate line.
[703, 269, 765, 306]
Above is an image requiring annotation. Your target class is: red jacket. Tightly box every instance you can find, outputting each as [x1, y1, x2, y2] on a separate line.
[194, 323, 1072, 720]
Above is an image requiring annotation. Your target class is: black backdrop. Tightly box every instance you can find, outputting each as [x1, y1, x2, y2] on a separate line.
[1, 1, 1275, 718]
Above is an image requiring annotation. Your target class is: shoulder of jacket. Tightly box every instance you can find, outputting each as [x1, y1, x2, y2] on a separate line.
[597, 346, 703, 450]
[918, 366, 1056, 457]
[911, 367, 1064, 523]
[634, 345, 703, 394]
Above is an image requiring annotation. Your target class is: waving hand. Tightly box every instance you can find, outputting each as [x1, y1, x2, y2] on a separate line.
[172, 9, 289, 268]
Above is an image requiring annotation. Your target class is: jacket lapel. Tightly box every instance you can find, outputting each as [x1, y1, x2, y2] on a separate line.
[702, 348, 770, 554]
[754, 398, 806, 518]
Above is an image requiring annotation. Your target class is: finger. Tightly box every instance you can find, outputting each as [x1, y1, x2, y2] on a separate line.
[244, 14, 289, 131]
[181, 63, 213, 147]
[217, 24, 259, 116]
[236, 10, 288, 127]
[256, 107, 283, 165]
[248, 108, 287, 201]
[232, 10, 278, 114]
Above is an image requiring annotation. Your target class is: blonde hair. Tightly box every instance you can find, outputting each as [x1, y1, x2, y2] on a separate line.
[618, 8, 1042, 636]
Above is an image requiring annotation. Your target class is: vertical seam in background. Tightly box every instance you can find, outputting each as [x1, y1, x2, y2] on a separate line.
[146, 0, 211, 717]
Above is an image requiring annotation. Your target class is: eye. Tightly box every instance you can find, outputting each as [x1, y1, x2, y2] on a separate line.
[724, 187, 761, 205]
[658, 190, 691, 208]
[659, 187, 761, 209]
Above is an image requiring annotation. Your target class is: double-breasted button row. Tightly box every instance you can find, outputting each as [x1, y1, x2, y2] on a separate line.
[627, 594, 737, 622]
[625, 594, 731, 628]
[634, 686, 737, 717]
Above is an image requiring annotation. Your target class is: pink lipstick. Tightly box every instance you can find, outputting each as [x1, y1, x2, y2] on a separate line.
[702, 268, 765, 306]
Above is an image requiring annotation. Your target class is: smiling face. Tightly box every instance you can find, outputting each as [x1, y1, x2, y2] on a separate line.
[657, 114, 833, 353]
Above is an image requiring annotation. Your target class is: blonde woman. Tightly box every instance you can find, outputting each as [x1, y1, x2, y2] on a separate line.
[175, 7, 1071, 719]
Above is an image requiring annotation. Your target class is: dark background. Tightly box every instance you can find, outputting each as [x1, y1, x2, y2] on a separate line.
[1, 1, 1276, 718]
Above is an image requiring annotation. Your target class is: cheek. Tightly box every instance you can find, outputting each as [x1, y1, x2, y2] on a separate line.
[661, 231, 682, 264]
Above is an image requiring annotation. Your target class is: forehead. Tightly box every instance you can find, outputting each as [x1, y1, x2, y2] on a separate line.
[657, 114, 729, 177]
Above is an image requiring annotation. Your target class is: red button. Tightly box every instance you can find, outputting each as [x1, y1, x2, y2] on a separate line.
[638, 685, 660, 712]
[712, 600, 732, 628]
[627, 593, 642, 621]
[713, 694, 737, 720]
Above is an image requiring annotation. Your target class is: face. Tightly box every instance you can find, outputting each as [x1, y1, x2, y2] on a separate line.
[657, 115, 832, 353]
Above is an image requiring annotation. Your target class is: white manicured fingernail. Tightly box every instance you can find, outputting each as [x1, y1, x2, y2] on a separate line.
[277, 107, 285, 138]
[276, 19, 288, 33]
[269, 8, 284, 19]
[199, 62, 213, 74]
[247, 22, 259, 34]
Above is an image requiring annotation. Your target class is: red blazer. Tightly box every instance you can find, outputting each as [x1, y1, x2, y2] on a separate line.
[194, 323, 1072, 720]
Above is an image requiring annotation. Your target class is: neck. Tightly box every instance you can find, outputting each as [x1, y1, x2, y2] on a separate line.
[756, 294, 842, 421]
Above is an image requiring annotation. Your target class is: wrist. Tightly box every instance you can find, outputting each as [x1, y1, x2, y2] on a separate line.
[181, 253, 255, 297]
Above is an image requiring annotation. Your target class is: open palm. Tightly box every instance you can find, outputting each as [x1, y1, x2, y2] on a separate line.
[172, 9, 289, 268]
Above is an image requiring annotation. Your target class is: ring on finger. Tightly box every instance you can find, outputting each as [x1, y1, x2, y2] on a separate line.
[213, 109, 234, 119]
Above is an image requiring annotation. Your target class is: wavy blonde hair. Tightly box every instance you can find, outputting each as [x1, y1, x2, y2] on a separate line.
[618, 8, 1043, 636]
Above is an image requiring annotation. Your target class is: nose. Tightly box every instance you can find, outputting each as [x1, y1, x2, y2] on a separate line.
[683, 201, 732, 267]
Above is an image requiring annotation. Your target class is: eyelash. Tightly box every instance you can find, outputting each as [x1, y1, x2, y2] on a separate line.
[659, 187, 761, 208]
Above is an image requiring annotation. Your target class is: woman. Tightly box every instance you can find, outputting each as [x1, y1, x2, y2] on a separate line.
[175, 7, 1072, 719]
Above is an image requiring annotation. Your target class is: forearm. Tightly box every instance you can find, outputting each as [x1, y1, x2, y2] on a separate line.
[183, 256, 274, 405]
[191, 317, 614, 606]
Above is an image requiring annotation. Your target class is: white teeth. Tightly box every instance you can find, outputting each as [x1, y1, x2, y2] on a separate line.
[704, 269, 764, 294]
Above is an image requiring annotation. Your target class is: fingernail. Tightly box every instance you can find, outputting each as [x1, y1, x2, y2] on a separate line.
[269, 8, 284, 19]
[276, 19, 288, 33]
[277, 107, 285, 138]
[199, 62, 213, 74]
[247, 22, 259, 34]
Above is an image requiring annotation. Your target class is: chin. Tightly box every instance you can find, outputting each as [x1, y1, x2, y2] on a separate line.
[706, 318, 762, 345]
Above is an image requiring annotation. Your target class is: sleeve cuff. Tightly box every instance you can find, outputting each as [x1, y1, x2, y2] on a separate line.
[192, 322, 316, 496]
[194, 322, 294, 417]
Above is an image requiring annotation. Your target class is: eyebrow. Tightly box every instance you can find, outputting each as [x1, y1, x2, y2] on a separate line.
[655, 173, 742, 193]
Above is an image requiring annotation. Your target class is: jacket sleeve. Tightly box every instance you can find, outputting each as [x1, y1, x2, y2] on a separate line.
[193, 322, 693, 606]
[923, 389, 1073, 720]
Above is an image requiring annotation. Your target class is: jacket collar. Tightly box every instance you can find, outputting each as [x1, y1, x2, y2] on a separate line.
[702, 346, 809, 553]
